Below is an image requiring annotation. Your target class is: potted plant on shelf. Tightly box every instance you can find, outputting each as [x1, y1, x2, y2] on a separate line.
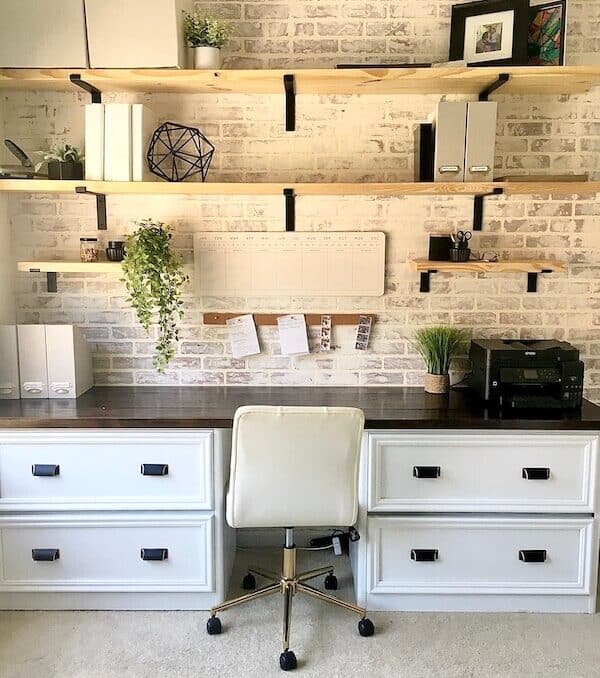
[183, 11, 232, 69]
[413, 325, 466, 395]
[122, 219, 189, 372]
[35, 144, 84, 180]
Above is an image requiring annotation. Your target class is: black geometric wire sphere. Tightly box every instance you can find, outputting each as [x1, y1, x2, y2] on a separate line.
[146, 121, 215, 182]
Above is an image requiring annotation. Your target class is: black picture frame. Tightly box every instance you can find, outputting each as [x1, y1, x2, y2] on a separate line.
[449, 0, 531, 67]
[528, 0, 567, 66]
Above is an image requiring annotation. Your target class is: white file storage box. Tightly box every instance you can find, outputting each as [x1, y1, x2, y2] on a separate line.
[17, 325, 48, 399]
[0, 0, 88, 68]
[434, 101, 468, 183]
[45, 325, 93, 398]
[0, 325, 20, 400]
[85, 0, 192, 68]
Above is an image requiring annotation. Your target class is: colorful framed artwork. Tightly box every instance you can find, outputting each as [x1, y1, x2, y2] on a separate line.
[449, 0, 530, 67]
[528, 1, 567, 66]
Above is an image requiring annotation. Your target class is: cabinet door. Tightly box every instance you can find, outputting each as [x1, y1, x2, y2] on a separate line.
[368, 432, 597, 512]
[0, 513, 213, 592]
[0, 430, 213, 510]
[368, 516, 595, 596]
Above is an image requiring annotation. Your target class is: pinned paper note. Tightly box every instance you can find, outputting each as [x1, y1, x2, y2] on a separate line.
[355, 315, 373, 351]
[320, 315, 332, 351]
[277, 314, 309, 356]
[226, 314, 260, 358]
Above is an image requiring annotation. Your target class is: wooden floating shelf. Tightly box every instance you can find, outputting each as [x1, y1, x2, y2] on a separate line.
[2, 179, 599, 196]
[203, 313, 374, 326]
[1, 66, 600, 95]
[17, 261, 121, 273]
[410, 259, 566, 274]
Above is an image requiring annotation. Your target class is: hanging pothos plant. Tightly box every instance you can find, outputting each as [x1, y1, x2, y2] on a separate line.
[122, 219, 189, 372]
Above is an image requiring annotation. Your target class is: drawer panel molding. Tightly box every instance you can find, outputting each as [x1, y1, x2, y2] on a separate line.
[367, 432, 598, 512]
[0, 429, 214, 511]
[368, 516, 596, 596]
[0, 511, 214, 592]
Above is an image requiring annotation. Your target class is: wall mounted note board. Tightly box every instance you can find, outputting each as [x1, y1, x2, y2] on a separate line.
[194, 232, 385, 297]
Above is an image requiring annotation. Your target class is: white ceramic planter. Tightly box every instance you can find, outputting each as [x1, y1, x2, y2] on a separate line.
[193, 46, 221, 69]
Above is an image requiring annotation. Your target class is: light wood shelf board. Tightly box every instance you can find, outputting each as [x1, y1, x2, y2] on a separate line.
[2, 179, 599, 196]
[411, 259, 566, 273]
[203, 312, 374, 326]
[1, 66, 600, 95]
[17, 261, 122, 273]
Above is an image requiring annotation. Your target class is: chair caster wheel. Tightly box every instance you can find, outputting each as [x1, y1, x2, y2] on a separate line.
[242, 573, 256, 590]
[358, 618, 374, 637]
[324, 573, 338, 590]
[279, 650, 297, 671]
[206, 616, 222, 635]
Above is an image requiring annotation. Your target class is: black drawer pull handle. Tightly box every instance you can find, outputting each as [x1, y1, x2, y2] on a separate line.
[519, 549, 547, 563]
[411, 549, 439, 562]
[413, 466, 441, 479]
[32, 548, 60, 561]
[32, 464, 60, 477]
[141, 464, 169, 476]
[522, 467, 550, 480]
[140, 548, 169, 561]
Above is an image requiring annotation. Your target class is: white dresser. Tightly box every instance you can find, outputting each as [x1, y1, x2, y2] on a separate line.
[351, 431, 600, 613]
[0, 429, 235, 610]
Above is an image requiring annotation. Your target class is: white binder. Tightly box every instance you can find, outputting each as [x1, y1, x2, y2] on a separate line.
[84, 103, 105, 181]
[0, 325, 20, 399]
[465, 102, 498, 182]
[45, 325, 93, 398]
[434, 101, 468, 183]
[17, 325, 48, 399]
[104, 103, 133, 182]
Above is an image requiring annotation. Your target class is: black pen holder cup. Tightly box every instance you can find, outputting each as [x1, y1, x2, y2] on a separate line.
[449, 247, 471, 262]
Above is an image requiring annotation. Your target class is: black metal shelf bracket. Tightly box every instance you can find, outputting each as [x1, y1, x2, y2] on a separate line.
[420, 270, 437, 293]
[283, 74, 296, 132]
[527, 269, 553, 293]
[69, 73, 102, 103]
[75, 186, 107, 230]
[473, 187, 503, 231]
[479, 73, 510, 102]
[284, 188, 295, 231]
[46, 272, 58, 293]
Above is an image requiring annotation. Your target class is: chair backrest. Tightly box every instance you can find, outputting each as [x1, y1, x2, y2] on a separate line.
[226, 406, 365, 529]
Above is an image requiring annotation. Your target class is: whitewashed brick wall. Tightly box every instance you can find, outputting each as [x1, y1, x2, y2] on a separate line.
[2, 1, 600, 401]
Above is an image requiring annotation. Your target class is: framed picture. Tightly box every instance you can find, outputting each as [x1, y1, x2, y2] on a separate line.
[528, 0, 567, 65]
[449, 0, 530, 66]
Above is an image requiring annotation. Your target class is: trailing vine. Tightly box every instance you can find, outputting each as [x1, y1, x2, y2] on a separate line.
[122, 219, 189, 372]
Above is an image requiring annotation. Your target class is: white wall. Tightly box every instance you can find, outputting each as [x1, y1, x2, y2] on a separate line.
[0, 97, 15, 324]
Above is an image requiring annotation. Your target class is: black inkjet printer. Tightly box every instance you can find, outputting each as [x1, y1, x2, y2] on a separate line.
[469, 339, 584, 410]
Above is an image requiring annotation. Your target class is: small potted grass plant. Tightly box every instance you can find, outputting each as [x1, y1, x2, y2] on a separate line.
[183, 11, 232, 69]
[36, 144, 84, 180]
[413, 326, 466, 395]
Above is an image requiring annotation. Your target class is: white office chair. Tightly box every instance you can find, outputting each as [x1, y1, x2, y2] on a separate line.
[207, 405, 374, 671]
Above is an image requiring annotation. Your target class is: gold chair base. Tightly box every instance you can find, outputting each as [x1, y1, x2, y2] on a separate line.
[210, 544, 368, 654]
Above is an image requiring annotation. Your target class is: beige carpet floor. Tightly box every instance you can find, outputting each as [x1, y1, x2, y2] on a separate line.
[1, 549, 600, 678]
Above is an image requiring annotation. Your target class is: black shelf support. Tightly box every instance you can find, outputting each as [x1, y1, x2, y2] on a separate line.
[284, 188, 295, 231]
[479, 73, 510, 102]
[473, 187, 503, 231]
[527, 269, 553, 293]
[69, 74, 102, 103]
[46, 272, 58, 294]
[75, 186, 107, 230]
[283, 74, 296, 132]
[420, 270, 437, 293]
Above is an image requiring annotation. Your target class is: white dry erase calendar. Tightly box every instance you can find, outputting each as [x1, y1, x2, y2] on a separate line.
[194, 232, 385, 297]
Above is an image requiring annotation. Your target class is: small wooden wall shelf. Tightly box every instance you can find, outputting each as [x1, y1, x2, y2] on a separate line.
[411, 258, 566, 293]
[203, 313, 374, 326]
[1, 66, 600, 95]
[2, 179, 599, 196]
[17, 260, 121, 293]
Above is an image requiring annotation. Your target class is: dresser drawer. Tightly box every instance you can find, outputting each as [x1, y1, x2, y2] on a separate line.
[0, 512, 213, 592]
[368, 516, 595, 596]
[0, 430, 213, 510]
[367, 433, 598, 512]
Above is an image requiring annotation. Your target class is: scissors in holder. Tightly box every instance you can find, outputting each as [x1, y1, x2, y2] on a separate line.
[452, 230, 472, 247]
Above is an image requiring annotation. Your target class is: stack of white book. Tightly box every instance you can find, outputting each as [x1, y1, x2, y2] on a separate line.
[85, 103, 157, 181]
